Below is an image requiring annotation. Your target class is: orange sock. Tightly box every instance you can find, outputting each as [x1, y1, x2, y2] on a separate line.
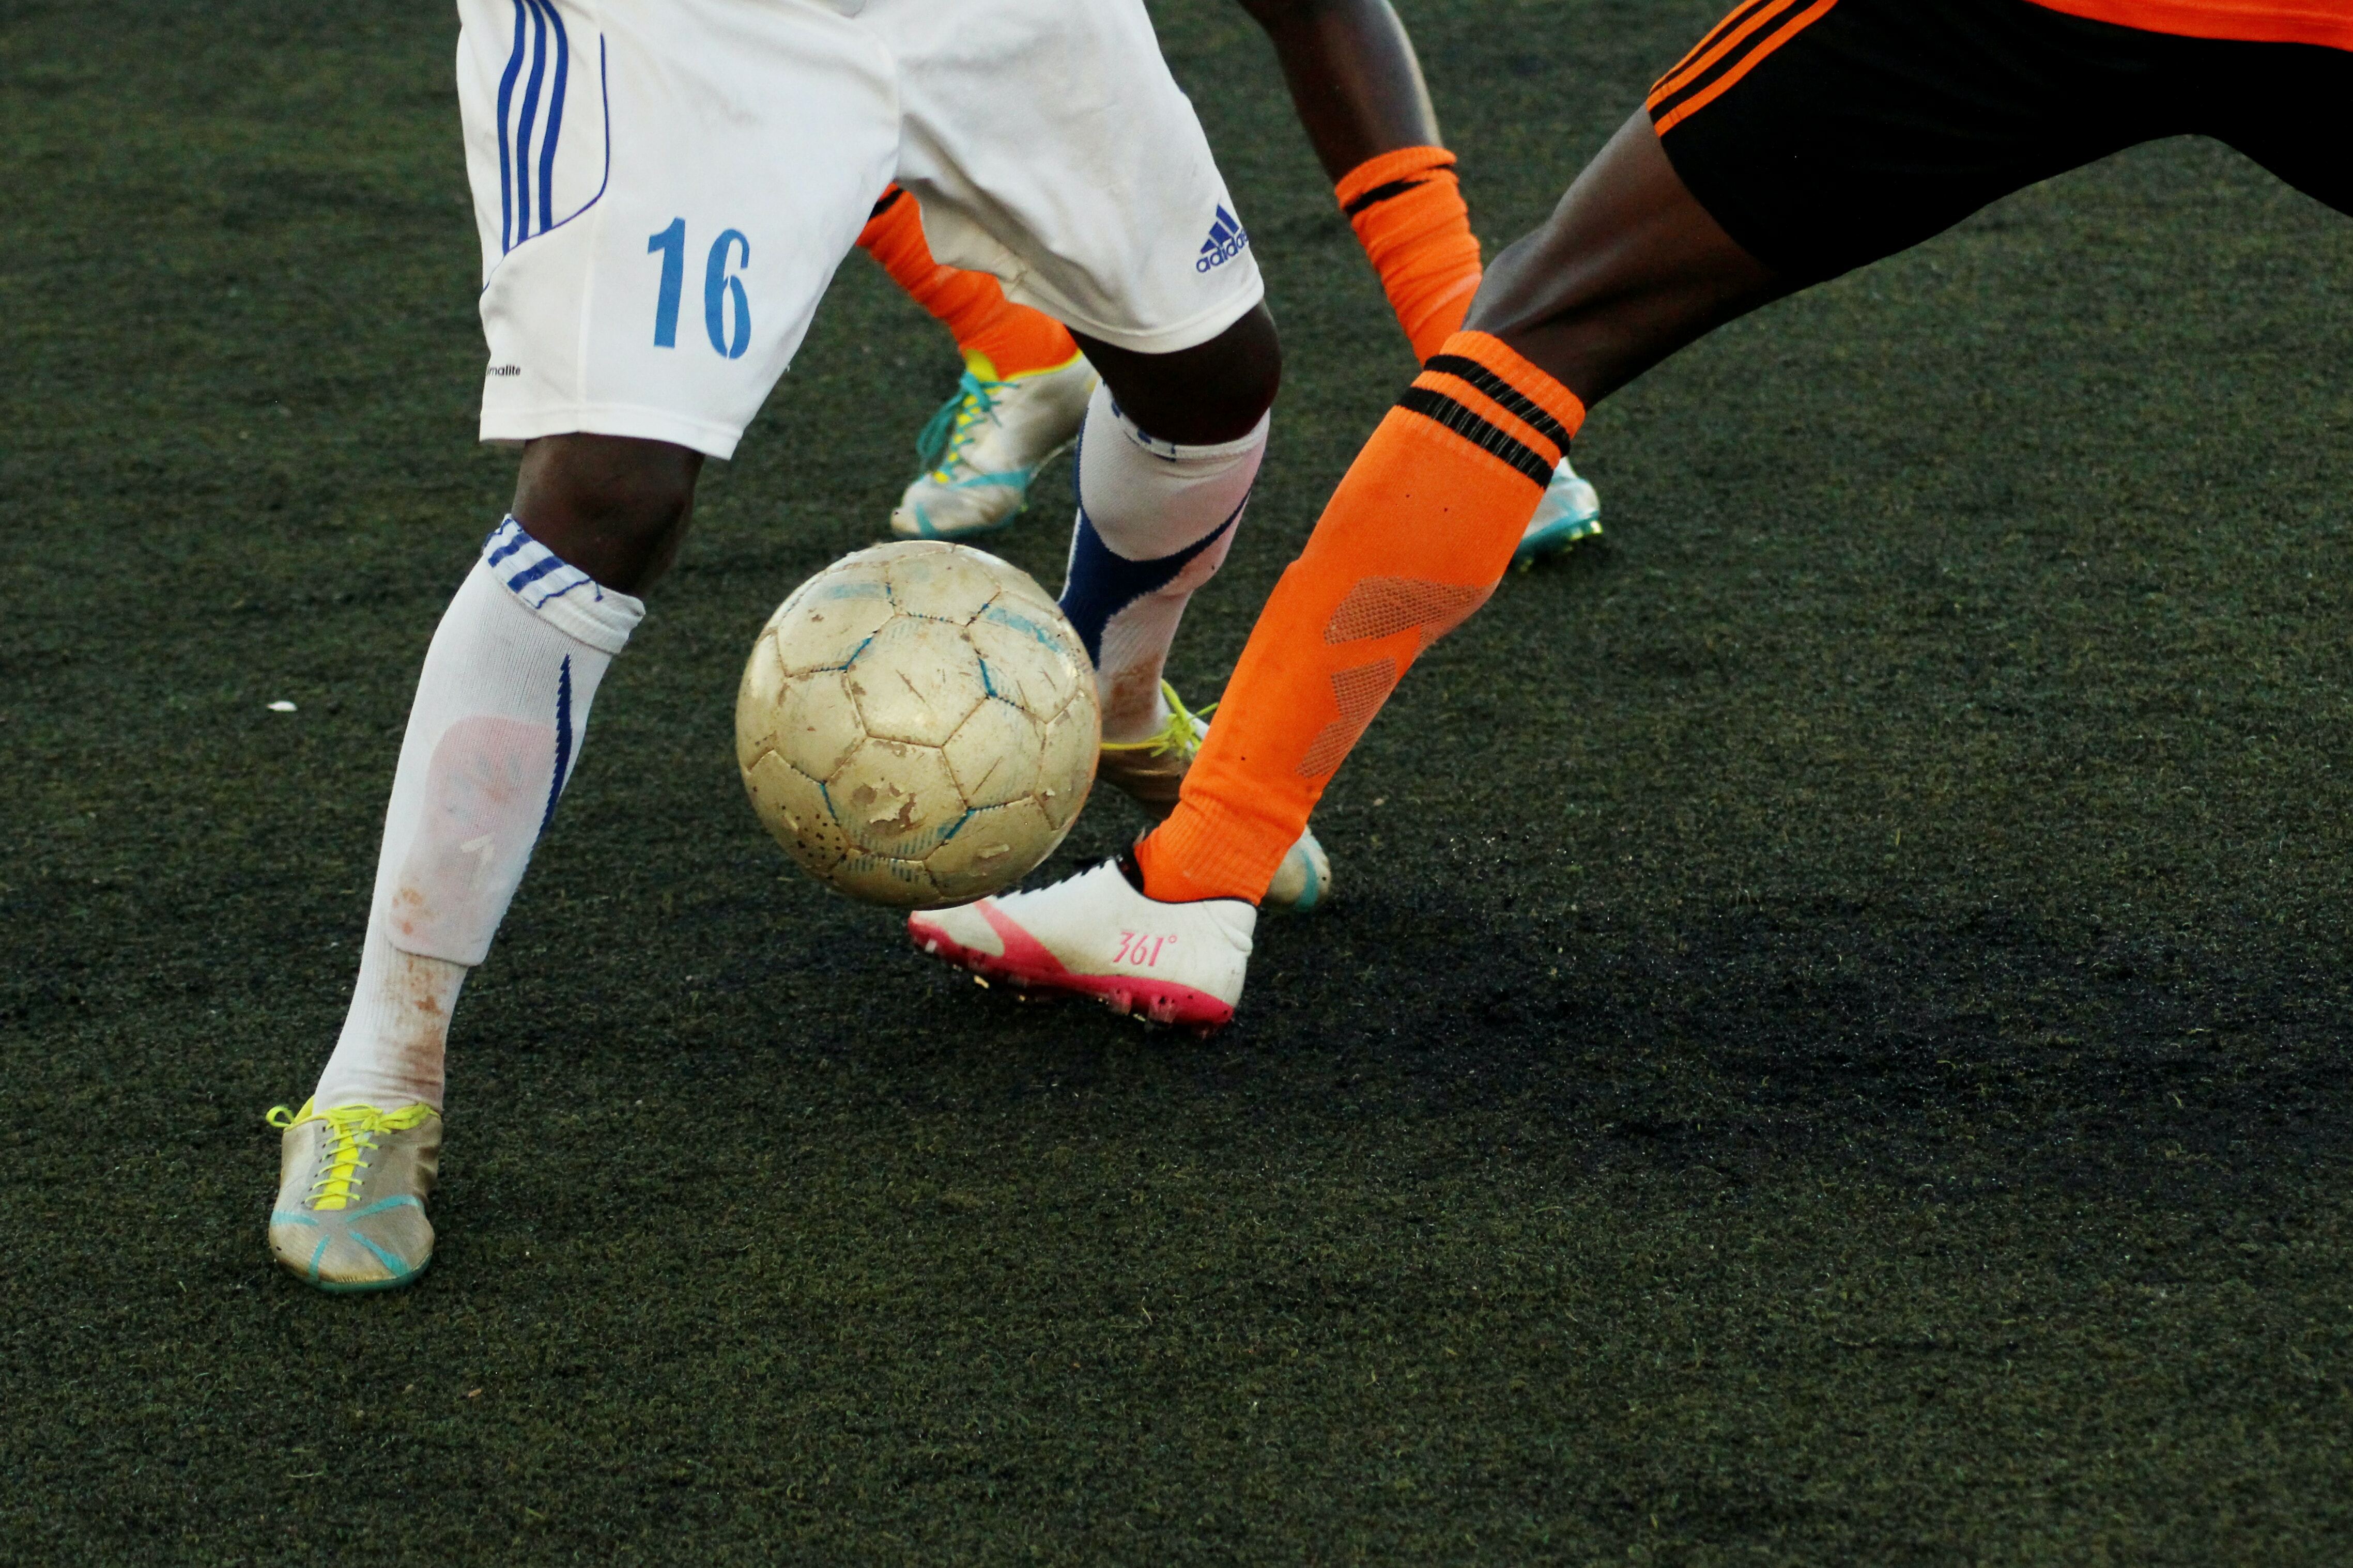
[1335, 147, 1485, 364]
[1136, 331, 1585, 904]
[857, 185, 1079, 378]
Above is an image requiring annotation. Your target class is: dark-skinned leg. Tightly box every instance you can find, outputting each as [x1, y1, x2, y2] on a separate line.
[1468, 111, 1790, 407]
[1056, 301, 1285, 759]
[1235, 0, 1437, 180]
[1069, 301, 1283, 447]
[1241, 0, 1483, 366]
[509, 433, 705, 597]
[302, 435, 684, 1123]
[1131, 115, 1789, 905]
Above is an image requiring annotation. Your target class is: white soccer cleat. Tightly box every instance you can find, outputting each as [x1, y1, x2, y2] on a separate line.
[909, 856, 1255, 1029]
[890, 352, 1099, 540]
[1514, 456, 1603, 564]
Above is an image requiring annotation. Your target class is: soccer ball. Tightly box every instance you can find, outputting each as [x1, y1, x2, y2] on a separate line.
[735, 540, 1099, 909]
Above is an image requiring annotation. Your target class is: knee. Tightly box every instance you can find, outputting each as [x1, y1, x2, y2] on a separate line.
[1460, 228, 1558, 340]
[1184, 306, 1284, 433]
[511, 434, 704, 594]
[1080, 303, 1282, 446]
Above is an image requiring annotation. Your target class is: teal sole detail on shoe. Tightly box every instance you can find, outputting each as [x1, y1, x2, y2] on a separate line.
[308, 1255, 431, 1295]
[1513, 513, 1603, 565]
[905, 503, 1029, 541]
[351, 1231, 411, 1276]
[1285, 856, 1322, 914]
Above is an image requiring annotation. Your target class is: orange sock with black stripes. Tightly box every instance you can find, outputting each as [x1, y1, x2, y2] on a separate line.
[1137, 331, 1585, 904]
[1335, 147, 1485, 363]
[857, 185, 1080, 379]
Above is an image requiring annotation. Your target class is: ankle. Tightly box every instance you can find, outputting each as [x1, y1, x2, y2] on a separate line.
[315, 938, 465, 1114]
[1099, 686, 1172, 746]
[1135, 818, 1260, 905]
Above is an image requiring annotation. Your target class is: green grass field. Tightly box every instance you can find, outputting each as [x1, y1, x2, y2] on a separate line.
[7, 1, 2353, 1560]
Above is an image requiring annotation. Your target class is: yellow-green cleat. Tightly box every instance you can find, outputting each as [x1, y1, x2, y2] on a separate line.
[267, 1099, 441, 1293]
[1095, 679, 1218, 820]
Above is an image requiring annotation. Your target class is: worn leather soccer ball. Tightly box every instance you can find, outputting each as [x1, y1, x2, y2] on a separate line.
[736, 540, 1099, 908]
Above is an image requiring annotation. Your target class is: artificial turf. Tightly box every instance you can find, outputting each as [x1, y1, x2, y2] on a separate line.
[5, 0, 2353, 1560]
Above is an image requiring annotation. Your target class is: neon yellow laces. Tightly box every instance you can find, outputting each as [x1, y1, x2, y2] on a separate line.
[265, 1100, 436, 1211]
[1099, 680, 1215, 758]
[914, 369, 1008, 483]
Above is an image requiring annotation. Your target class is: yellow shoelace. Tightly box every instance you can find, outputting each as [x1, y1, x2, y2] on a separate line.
[265, 1099, 436, 1211]
[1099, 680, 1215, 759]
[915, 369, 1010, 483]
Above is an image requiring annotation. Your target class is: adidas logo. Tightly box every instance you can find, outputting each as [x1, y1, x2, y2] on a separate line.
[1195, 205, 1250, 273]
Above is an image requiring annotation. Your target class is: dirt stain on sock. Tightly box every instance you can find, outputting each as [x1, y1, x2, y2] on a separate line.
[378, 946, 465, 1107]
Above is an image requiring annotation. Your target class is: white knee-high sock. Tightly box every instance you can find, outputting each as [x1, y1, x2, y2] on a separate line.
[1057, 383, 1268, 741]
[311, 519, 642, 1111]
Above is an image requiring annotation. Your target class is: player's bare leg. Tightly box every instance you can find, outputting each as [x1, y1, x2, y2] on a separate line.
[508, 435, 705, 594]
[1236, 0, 1437, 179]
[1047, 304, 1331, 911]
[1069, 302, 1281, 447]
[909, 119, 1783, 1022]
[1468, 112, 1787, 406]
[1244, 0, 1602, 556]
[272, 437, 695, 1291]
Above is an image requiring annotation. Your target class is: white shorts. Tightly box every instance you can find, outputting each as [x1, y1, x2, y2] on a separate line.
[460, 0, 1266, 458]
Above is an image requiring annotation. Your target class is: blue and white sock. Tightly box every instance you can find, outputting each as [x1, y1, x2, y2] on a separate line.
[1058, 383, 1268, 742]
[311, 519, 643, 1111]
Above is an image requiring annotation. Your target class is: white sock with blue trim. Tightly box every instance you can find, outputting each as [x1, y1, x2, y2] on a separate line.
[1058, 384, 1267, 742]
[311, 519, 643, 1112]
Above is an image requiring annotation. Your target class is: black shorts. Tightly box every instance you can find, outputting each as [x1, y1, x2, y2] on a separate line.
[1651, 0, 2353, 283]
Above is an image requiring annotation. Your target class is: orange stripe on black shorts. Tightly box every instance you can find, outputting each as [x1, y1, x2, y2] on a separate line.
[1648, 0, 1843, 135]
[1644, 0, 2353, 286]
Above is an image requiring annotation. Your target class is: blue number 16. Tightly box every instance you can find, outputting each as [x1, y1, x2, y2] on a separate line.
[648, 220, 750, 360]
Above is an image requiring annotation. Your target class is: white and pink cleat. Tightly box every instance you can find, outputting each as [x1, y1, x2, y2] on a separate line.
[908, 856, 1255, 1029]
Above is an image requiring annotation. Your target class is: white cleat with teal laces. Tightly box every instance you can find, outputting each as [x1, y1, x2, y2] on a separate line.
[910, 854, 1254, 1030]
[890, 352, 1098, 540]
[267, 1099, 441, 1293]
[1514, 456, 1603, 564]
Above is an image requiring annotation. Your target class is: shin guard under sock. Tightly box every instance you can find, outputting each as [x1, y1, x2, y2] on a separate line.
[1056, 383, 1268, 741]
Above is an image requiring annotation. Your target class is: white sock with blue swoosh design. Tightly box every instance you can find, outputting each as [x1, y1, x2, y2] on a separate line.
[312, 518, 642, 1112]
[1058, 383, 1266, 742]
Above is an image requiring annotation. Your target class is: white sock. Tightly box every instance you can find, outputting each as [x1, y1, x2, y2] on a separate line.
[1056, 383, 1268, 741]
[311, 519, 642, 1111]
